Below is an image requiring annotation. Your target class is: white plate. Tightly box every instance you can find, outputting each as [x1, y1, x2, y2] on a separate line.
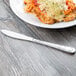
[10, 0, 76, 29]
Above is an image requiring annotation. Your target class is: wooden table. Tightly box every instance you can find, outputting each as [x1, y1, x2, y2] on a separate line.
[0, 0, 76, 76]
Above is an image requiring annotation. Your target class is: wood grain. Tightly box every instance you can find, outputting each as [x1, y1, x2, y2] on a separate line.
[0, 0, 76, 76]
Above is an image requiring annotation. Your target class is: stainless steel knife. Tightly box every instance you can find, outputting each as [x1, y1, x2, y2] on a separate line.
[1, 29, 76, 53]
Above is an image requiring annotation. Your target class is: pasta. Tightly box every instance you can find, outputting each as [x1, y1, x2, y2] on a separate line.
[24, 0, 76, 24]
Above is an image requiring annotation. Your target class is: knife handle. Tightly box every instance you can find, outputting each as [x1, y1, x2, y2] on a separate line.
[29, 38, 75, 53]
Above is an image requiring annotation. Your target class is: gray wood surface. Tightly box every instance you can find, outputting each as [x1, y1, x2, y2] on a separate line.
[0, 0, 76, 76]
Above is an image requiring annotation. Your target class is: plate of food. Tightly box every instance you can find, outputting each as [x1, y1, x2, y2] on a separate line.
[10, 0, 76, 29]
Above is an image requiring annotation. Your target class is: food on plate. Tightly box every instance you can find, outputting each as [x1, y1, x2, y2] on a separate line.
[24, 0, 76, 24]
